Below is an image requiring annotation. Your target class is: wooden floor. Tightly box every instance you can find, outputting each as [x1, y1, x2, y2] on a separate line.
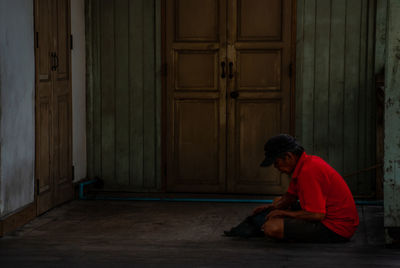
[0, 200, 399, 267]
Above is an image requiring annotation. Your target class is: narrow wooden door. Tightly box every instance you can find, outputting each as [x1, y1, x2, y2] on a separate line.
[35, 0, 54, 214]
[166, 0, 227, 192]
[226, 0, 293, 194]
[165, 0, 294, 194]
[35, 0, 73, 215]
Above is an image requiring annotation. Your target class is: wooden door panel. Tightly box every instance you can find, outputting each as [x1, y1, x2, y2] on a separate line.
[54, 94, 71, 184]
[238, 0, 282, 41]
[231, 100, 289, 193]
[37, 98, 52, 199]
[175, 0, 219, 41]
[166, 0, 227, 192]
[37, 0, 53, 81]
[35, 0, 54, 215]
[35, 0, 72, 214]
[174, 100, 220, 185]
[53, 0, 72, 206]
[237, 50, 281, 90]
[227, 0, 293, 194]
[175, 51, 218, 90]
[54, 93, 72, 205]
[165, 0, 292, 194]
[55, 0, 70, 80]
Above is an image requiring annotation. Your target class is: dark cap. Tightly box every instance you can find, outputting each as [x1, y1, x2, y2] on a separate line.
[260, 134, 298, 167]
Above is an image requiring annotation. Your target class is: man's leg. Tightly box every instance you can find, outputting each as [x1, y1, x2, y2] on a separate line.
[264, 218, 349, 242]
[263, 218, 284, 239]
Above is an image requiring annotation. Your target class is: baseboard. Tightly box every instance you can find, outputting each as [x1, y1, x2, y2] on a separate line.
[0, 202, 36, 237]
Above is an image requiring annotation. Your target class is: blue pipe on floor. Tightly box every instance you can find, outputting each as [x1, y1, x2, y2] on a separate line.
[79, 179, 98, 199]
[78, 179, 383, 205]
[90, 196, 275, 203]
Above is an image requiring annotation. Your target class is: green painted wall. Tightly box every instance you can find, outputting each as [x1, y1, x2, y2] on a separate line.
[296, 0, 377, 197]
[86, 0, 161, 190]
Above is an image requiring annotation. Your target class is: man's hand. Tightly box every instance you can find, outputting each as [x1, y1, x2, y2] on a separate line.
[252, 204, 274, 215]
[274, 193, 297, 209]
[266, 209, 291, 220]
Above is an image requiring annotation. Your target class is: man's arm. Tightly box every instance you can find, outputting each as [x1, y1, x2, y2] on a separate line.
[253, 192, 297, 215]
[267, 209, 325, 221]
[272, 192, 297, 210]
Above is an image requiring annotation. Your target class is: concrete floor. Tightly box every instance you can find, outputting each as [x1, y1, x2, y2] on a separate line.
[0, 200, 399, 267]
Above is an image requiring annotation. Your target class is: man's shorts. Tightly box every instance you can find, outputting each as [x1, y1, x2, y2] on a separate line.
[283, 218, 349, 243]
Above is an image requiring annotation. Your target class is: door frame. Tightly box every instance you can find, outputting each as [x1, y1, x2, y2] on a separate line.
[160, 0, 297, 193]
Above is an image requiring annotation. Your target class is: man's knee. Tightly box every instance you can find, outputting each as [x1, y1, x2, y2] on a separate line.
[264, 218, 284, 239]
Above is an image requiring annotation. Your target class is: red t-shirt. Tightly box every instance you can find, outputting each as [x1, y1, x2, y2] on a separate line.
[287, 152, 359, 239]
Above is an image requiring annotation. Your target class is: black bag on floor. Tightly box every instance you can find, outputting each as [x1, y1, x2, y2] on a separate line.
[224, 207, 274, 238]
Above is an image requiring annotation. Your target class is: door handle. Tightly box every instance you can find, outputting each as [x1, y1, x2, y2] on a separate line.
[230, 91, 239, 99]
[51, 52, 56, 71]
[221, 62, 226, 78]
[54, 53, 59, 71]
[229, 62, 233, 79]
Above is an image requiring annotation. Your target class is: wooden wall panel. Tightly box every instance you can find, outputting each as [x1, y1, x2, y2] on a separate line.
[298, 0, 315, 154]
[115, 0, 130, 186]
[344, 0, 362, 194]
[313, 0, 330, 160]
[296, 0, 377, 197]
[130, 0, 144, 188]
[365, 0, 377, 197]
[143, 0, 156, 188]
[328, 0, 346, 182]
[100, 0, 116, 183]
[374, 0, 387, 199]
[86, 0, 161, 190]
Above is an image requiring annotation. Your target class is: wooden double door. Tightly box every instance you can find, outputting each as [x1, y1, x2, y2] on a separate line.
[35, 0, 73, 214]
[166, 0, 294, 194]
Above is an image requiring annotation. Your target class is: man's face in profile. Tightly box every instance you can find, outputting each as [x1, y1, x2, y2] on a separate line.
[273, 153, 297, 175]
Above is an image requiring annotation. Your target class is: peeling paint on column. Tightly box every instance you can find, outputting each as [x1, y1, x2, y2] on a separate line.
[384, 0, 400, 245]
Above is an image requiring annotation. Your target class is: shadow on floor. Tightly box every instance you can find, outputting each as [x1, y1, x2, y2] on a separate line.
[0, 201, 399, 267]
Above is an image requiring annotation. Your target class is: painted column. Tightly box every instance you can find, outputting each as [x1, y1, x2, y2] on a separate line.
[0, 0, 35, 216]
[384, 0, 400, 245]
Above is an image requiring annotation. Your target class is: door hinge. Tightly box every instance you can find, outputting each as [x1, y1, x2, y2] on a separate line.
[70, 35, 73, 50]
[289, 63, 293, 77]
[162, 63, 167, 76]
[72, 165, 75, 181]
[36, 179, 40, 195]
[36, 32, 39, 48]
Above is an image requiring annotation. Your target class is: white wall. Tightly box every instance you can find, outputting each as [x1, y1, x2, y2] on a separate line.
[71, 0, 87, 182]
[0, 0, 35, 216]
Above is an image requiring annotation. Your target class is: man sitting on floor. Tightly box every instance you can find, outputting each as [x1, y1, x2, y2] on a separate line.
[225, 134, 359, 242]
